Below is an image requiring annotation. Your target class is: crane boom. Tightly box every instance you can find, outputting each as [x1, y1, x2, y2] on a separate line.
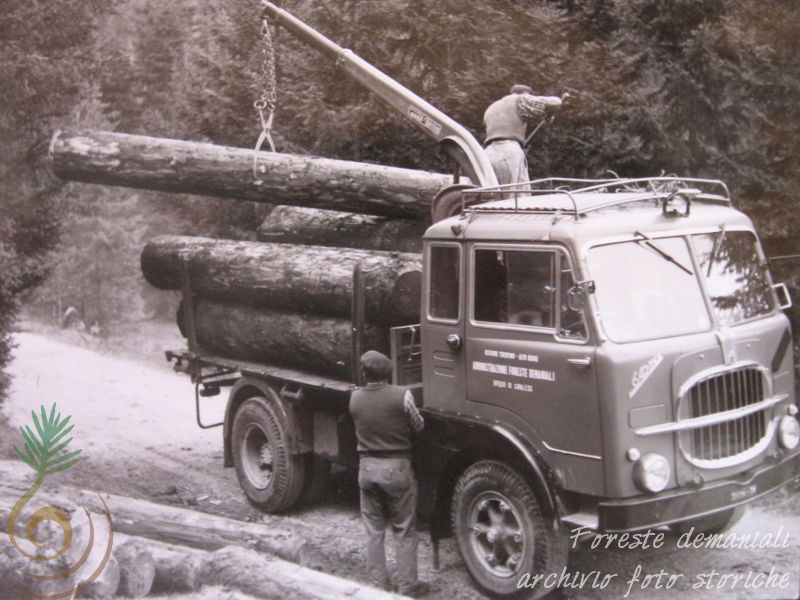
[261, 1, 498, 188]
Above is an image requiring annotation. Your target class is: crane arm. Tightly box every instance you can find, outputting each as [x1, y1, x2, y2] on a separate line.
[261, 1, 498, 188]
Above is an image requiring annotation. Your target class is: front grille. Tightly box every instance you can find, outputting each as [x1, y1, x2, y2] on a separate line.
[682, 367, 769, 465]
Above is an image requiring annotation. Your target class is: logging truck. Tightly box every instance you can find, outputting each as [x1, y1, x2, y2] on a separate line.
[136, 4, 800, 598]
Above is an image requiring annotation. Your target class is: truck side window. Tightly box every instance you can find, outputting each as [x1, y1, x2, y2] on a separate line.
[429, 245, 460, 321]
[474, 248, 555, 327]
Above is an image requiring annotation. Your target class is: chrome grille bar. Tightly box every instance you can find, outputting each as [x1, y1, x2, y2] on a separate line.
[637, 393, 783, 436]
[640, 364, 777, 468]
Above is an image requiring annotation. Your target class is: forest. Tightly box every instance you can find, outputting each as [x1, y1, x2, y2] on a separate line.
[1, 0, 798, 399]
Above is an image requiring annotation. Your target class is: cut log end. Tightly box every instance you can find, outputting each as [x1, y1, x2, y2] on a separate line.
[114, 539, 156, 598]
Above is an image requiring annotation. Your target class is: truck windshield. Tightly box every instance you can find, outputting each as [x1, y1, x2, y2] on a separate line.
[588, 236, 711, 343]
[587, 231, 776, 343]
[693, 230, 775, 326]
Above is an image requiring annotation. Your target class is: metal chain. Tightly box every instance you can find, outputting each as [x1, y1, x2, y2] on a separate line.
[253, 13, 277, 180]
[255, 15, 277, 114]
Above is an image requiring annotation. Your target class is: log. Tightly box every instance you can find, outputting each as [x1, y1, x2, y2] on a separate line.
[114, 539, 155, 598]
[0, 489, 119, 599]
[0, 540, 32, 599]
[25, 547, 78, 600]
[0, 469, 409, 600]
[73, 489, 312, 566]
[187, 299, 388, 380]
[0, 484, 311, 567]
[50, 129, 454, 219]
[257, 206, 425, 253]
[141, 235, 422, 325]
[79, 554, 120, 600]
[201, 546, 409, 600]
[114, 535, 206, 593]
[0, 533, 83, 600]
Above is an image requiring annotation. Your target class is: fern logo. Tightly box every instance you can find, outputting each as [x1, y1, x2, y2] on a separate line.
[6, 403, 114, 598]
[14, 403, 82, 481]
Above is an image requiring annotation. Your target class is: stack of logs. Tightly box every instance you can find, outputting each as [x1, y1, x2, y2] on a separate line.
[0, 467, 403, 599]
[50, 129, 445, 380]
[141, 232, 422, 379]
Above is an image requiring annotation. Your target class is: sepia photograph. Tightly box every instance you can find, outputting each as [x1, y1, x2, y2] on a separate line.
[1, 1, 798, 599]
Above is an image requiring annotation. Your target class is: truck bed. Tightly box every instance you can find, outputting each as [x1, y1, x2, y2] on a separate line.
[166, 348, 355, 394]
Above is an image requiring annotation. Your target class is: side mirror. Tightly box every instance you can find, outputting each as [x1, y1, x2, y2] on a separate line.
[566, 280, 595, 311]
[774, 283, 793, 310]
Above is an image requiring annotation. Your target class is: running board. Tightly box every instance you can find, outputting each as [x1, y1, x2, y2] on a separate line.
[561, 511, 599, 530]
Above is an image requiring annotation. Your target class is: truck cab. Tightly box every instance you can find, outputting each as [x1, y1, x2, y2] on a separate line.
[417, 177, 799, 595]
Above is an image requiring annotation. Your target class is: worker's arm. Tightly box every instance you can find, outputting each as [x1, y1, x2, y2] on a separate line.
[403, 390, 424, 433]
[517, 94, 562, 120]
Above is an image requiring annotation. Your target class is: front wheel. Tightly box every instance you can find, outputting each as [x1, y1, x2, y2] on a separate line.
[231, 396, 305, 512]
[452, 460, 567, 598]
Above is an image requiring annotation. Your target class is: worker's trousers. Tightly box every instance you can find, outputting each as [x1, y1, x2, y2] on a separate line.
[485, 139, 531, 188]
[357, 456, 418, 593]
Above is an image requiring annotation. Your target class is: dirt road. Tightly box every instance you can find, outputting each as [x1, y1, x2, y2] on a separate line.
[2, 327, 799, 600]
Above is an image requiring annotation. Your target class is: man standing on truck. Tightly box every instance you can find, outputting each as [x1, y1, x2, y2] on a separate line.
[349, 350, 427, 596]
[483, 84, 562, 186]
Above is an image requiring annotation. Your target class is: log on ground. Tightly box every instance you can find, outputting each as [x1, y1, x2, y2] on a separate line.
[186, 299, 388, 380]
[49, 129, 454, 219]
[79, 554, 120, 600]
[142, 235, 422, 325]
[202, 545, 410, 600]
[257, 205, 425, 253]
[0, 485, 311, 567]
[73, 489, 312, 566]
[114, 539, 156, 598]
[114, 534, 206, 593]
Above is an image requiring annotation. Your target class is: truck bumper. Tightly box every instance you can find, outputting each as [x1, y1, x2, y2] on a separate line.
[598, 451, 800, 532]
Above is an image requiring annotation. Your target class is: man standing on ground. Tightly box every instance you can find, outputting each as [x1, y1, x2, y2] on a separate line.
[349, 350, 427, 596]
[483, 84, 562, 186]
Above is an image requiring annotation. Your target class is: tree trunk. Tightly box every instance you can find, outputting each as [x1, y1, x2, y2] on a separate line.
[201, 546, 407, 600]
[0, 477, 408, 600]
[141, 235, 422, 325]
[114, 540, 156, 598]
[0, 485, 311, 567]
[257, 206, 425, 253]
[187, 299, 388, 380]
[79, 555, 120, 600]
[71, 489, 312, 566]
[115, 535, 206, 593]
[0, 537, 80, 600]
[50, 129, 453, 219]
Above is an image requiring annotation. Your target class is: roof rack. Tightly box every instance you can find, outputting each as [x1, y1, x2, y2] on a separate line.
[461, 177, 732, 220]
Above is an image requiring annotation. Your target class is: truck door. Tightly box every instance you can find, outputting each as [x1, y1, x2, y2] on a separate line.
[421, 243, 467, 412]
[464, 243, 602, 491]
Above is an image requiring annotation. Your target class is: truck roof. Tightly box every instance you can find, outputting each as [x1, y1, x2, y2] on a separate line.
[424, 177, 756, 247]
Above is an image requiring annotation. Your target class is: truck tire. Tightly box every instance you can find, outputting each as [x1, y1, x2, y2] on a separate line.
[672, 505, 746, 536]
[452, 460, 567, 598]
[231, 396, 305, 512]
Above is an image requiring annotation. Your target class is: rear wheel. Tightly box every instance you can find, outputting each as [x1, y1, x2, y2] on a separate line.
[452, 460, 567, 598]
[232, 396, 305, 512]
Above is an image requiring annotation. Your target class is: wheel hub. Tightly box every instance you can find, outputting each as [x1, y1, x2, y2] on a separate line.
[242, 424, 273, 489]
[468, 492, 527, 578]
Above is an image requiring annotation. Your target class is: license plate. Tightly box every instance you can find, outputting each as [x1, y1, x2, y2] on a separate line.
[730, 484, 757, 502]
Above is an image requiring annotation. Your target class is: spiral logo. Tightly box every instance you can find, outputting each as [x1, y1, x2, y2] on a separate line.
[6, 404, 114, 599]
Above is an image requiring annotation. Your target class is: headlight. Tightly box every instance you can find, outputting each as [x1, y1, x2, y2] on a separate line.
[633, 453, 671, 493]
[778, 415, 800, 450]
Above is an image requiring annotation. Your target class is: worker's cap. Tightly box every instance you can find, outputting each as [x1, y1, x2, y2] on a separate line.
[360, 350, 392, 379]
[510, 84, 532, 94]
